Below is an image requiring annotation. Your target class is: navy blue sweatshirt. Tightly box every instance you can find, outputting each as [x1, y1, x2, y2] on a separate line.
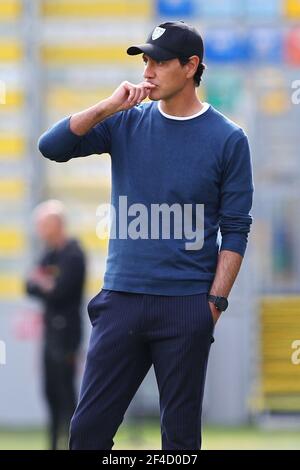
[38, 101, 254, 295]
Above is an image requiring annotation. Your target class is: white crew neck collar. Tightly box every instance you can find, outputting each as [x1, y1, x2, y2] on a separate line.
[157, 101, 210, 121]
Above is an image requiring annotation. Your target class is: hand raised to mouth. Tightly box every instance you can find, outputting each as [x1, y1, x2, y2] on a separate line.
[108, 81, 157, 112]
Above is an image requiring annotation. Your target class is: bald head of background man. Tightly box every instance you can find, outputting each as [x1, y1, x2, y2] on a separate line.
[33, 199, 68, 249]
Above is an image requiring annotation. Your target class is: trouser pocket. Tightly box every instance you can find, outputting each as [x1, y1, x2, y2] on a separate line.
[87, 289, 110, 326]
[205, 294, 215, 344]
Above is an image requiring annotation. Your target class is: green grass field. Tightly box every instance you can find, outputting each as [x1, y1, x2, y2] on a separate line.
[1, 420, 300, 450]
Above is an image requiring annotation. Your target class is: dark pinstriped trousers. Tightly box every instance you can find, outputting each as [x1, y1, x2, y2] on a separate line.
[69, 289, 215, 450]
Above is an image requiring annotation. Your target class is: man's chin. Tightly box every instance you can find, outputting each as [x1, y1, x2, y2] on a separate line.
[147, 88, 161, 101]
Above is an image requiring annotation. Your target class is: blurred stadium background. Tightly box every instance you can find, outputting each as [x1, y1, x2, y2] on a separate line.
[1, 0, 300, 450]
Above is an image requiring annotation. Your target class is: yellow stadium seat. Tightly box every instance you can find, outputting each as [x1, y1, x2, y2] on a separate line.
[0, 229, 25, 255]
[259, 296, 300, 410]
[0, 135, 25, 158]
[0, 90, 24, 108]
[42, 0, 151, 18]
[42, 44, 134, 64]
[0, 275, 23, 298]
[285, 0, 300, 18]
[0, 40, 22, 61]
[47, 87, 115, 112]
[78, 230, 109, 252]
[0, 0, 22, 21]
[0, 179, 25, 199]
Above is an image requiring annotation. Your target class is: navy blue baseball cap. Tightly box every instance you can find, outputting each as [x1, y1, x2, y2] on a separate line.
[127, 21, 204, 62]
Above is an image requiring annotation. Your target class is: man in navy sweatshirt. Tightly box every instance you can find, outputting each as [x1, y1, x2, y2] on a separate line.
[38, 21, 254, 450]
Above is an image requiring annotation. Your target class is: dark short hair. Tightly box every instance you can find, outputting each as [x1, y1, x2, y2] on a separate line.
[178, 57, 206, 87]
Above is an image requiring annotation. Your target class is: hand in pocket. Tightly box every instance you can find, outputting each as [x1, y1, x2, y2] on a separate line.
[208, 301, 222, 326]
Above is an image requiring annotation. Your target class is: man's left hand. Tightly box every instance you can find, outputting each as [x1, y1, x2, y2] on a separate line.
[208, 301, 222, 326]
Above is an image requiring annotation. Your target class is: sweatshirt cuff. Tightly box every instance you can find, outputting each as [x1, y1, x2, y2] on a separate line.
[220, 232, 248, 257]
[38, 116, 82, 161]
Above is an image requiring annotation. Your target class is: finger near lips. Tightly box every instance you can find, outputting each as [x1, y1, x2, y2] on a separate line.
[127, 91, 133, 102]
[144, 85, 153, 97]
[136, 85, 155, 103]
[127, 83, 156, 106]
[127, 87, 135, 102]
[138, 87, 148, 103]
[129, 87, 143, 105]
[128, 87, 139, 103]
[135, 88, 144, 104]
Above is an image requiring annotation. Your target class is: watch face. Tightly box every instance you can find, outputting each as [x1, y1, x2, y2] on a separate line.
[216, 297, 228, 311]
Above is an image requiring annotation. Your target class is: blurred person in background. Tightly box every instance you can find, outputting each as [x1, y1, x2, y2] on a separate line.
[38, 21, 254, 450]
[25, 200, 86, 450]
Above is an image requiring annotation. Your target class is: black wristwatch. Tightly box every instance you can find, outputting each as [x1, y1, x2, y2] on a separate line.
[208, 295, 228, 312]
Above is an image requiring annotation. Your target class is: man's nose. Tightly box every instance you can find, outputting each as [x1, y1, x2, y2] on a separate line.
[143, 62, 155, 79]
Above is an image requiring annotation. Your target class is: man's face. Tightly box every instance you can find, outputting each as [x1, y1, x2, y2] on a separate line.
[35, 214, 61, 247]
[142, 54, 189, 101]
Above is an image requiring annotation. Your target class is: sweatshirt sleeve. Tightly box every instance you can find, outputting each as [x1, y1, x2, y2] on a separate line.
[38, 115, 112, 162]
[219, 130, 254, 257]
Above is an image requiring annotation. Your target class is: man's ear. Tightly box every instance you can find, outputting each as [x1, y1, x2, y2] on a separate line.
[185, 55, 200, 79]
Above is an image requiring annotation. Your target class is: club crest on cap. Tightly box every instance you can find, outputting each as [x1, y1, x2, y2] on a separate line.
[152, 27, 166, 41]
